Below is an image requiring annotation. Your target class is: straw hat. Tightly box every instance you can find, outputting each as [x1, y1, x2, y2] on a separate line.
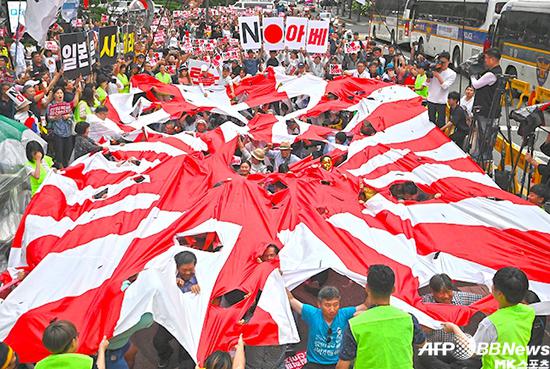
[251, 148, 265, 161]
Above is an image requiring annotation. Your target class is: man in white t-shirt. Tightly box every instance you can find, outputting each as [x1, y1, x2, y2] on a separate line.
[345, 62, 369, 78]
[426, 52, 456, 128]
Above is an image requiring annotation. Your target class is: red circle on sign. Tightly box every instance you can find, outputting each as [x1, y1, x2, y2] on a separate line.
[264, 24, 283, 44]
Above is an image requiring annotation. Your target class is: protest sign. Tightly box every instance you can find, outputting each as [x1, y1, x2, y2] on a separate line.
[262, 17, 285, 51]
[188, 59, 220, 84]
[238, 16, 261, 50]
[284, 17, 308, 50]
[47, 102, 73, 117]
[6, 86, 29, 108]
[305, 20, 329, 53]
[60, 32, 91, 79]
[99, 26, 118, 65]
[329, 64, 342, 75]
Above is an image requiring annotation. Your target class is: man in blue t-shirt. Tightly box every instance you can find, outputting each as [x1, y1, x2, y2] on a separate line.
[288, 286, 366, 369]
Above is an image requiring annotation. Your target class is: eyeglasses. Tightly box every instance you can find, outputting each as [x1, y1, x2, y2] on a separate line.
[326, 327, 332, 343]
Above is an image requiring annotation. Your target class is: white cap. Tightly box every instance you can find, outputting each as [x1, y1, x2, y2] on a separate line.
[24, 80, 40, 87]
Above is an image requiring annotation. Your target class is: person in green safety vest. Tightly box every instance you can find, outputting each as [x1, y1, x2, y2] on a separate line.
[156, 64, 172, 84]
[442, 267, 536, 369]
[116, 64, 130, 94]
[35, 320, 109, 369]
[73, 85, 96, 124]
[413, 62, 429, 99]
[336, 265, 427, 369]
[96, 75, 109, 105]
[25, 141, 54, 196]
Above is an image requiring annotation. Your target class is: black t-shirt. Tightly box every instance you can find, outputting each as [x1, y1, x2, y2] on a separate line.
[64, 91, 75, 103]
[450, 105, 468, 132]
[32, 62, 49, 78]
[266, 57, 280, 67]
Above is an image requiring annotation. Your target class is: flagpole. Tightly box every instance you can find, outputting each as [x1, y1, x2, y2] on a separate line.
[14, 0, 22, 77]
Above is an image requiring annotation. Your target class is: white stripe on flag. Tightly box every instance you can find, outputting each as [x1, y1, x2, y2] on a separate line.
[0, 208, 185, 340]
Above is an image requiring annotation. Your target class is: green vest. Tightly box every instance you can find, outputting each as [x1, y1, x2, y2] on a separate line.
[96, 87, 107, 103]
[73, 100, 92, 123]
[415, 74, 428, 98]
[482, 304, 535, 369]
[156, 72, 172, 84]
[117, 73, 130, 93]
[26, 155, 53, 195]
[35, 353, 93, 369]
[349, 305, 414, 369]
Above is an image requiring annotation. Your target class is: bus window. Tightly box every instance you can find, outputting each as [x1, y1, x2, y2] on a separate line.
[497, 11, 550, 50]
[464, 3, 488, 27]
[495, 2, 506, 14]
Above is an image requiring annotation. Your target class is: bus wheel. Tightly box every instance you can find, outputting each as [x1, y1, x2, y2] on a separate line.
[452, 47, 461, 72]
[506, 66, 518, 78]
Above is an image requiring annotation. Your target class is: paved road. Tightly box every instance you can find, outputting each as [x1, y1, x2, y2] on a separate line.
[331, 12, 550, 165]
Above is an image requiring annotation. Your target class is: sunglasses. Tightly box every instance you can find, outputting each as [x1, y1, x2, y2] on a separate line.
[326, 327, 332, 343]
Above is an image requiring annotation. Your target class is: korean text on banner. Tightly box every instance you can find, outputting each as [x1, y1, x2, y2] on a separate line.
[60, 32, 92, 80]
[99, 26, 118, 66]
[305, 20, 329, 54]
[284, 17, 308, 50]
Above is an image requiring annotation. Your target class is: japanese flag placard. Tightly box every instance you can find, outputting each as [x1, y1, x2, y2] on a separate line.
[239, 16, 261, 50]
[262, 17, 284, 51]
[329, 64, 342, 75]
[305, 20, 329, 53]
[344, 41, 361, 54]
[284, 17, 308, 50]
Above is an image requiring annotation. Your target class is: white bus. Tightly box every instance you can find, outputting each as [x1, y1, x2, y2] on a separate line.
[492, 0, 550, 89]
[369, 0, 415, 46]
[409, 0, 508, 69]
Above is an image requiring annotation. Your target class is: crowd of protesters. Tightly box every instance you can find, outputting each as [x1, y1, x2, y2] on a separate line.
[0, 2, 549, 369]
[0, 4, 548, 205]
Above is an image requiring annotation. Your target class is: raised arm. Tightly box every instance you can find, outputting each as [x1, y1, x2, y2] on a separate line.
[232, 334, 245, 369]
[286, 288, 303, 314]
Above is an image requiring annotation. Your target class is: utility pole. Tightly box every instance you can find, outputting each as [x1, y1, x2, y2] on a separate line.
[348, 0, 352, 19]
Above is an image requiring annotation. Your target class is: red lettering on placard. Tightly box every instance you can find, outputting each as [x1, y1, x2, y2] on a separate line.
[286, 24, 306, 42]
[308, 28, 328, 46]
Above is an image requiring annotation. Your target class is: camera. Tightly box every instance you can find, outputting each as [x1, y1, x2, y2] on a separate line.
[425, 60, 442, 79]
[510, 103, 547, 139]
[460, 52, 485, 77]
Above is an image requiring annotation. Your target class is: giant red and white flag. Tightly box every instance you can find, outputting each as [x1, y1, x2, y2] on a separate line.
[0, 72, 549, 365]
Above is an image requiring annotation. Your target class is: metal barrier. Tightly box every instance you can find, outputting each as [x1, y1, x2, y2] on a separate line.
[532, 86, 550, 104]
[508, 79, 531, 109]
[494, 134, 543, 195]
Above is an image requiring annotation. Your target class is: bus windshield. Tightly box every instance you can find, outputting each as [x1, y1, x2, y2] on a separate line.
[495, 10, 550, 51]
[414, 1, 488, 28]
